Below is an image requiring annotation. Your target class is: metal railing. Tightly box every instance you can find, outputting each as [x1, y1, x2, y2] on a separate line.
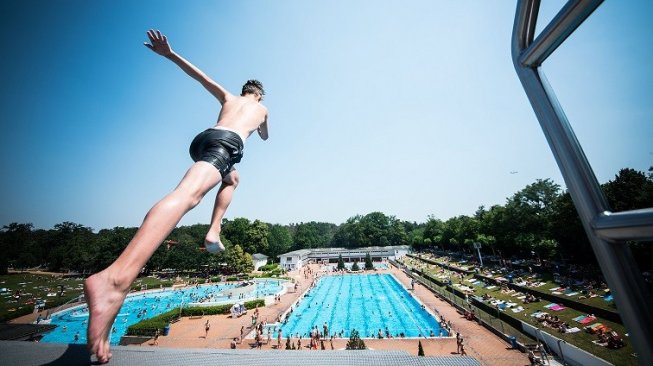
[511, 1, 653, 364]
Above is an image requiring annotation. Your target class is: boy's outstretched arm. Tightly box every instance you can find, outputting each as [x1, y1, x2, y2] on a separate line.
[144, 29, 231, 105]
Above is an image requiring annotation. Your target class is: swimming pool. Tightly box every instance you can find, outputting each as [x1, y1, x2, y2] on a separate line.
[41, 279, 285, 345]
[277, 274, 445, 339]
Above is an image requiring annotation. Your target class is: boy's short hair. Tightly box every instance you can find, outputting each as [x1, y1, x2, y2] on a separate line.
[242, 79, 265, 96]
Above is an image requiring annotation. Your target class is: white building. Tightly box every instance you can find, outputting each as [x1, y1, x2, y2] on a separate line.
[278, 245, 410, 271]
[279, 249, 311, 271]
[252, 253, 269, 271]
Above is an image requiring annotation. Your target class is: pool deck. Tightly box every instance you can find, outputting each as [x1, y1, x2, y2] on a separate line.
[136, 264, 528, 366]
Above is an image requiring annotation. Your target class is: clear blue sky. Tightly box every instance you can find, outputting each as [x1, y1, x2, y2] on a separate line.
[1, 1, 651, 231]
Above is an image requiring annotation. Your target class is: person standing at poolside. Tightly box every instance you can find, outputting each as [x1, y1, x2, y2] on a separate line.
[204, 319, 210, 338]
[84, 29, 269, 364]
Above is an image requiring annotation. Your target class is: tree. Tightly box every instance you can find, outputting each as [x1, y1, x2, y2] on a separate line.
[364, 253, 373, 270]
[603, 168, 653, 212]
[0, 223, 35, 274]
[351, 261, 360, 271]
[333, 212, 407, 248]
[268, 224, 292, 260]
[423, 216, 444, 250]
[47, 222, 94, 272]
[224, 244, 254, 274]
[337, 254, 345, 271]
[91, 227, 137, 272]
[291, 222, 337, 250]
[346, 329, 366, 350]
[418, 340, 425, 356]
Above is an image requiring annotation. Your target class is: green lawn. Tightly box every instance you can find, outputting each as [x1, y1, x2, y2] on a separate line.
[0, 273, 85, 322]
[0, 273, 181, 322]
[400, 256, 638, 366]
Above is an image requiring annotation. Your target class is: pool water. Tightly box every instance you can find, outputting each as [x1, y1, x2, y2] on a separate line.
[41, 279, 285, 345]
[278, 274, 445, 339]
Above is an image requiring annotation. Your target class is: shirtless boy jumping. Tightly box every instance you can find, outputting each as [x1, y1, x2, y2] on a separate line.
[84, 29, 268, 363]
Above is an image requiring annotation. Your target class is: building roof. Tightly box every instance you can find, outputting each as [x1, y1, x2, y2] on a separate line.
[252, 253, 268, 260]
[279, 245, 411, 258]
[277, 249, 312, 258]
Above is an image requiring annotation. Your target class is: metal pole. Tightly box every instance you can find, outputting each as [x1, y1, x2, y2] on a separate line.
[512, 1, 653, 363]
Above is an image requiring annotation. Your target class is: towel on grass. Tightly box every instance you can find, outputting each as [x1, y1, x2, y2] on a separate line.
[565, 292, 580, 297]
[579, 316, 596, 324]
[566, 327, 581, 333]
[572, 315, 587, 322]
[551, 305, 566, 311]
[544, 303, 557, 309]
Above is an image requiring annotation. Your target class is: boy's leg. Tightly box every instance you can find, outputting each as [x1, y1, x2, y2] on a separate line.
[85, 161, 221, 364]
[204, 170, 239, 250]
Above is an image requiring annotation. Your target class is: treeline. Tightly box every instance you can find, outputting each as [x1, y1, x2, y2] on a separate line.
[1, 168, 651, 275]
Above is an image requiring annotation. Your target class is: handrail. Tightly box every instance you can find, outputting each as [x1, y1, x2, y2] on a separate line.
[511, 1, 653, 364]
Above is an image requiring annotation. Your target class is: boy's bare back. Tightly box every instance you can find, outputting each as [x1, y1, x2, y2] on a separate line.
[215, 95, 268, 141]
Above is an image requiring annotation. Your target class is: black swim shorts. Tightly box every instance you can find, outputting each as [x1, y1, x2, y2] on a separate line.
[189, 128, 244, 177]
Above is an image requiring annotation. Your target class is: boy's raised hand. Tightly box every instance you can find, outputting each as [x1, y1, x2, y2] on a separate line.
[144, 29, 172, 56]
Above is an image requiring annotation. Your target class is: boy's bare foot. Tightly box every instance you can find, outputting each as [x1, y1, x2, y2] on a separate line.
[204, 231, 225, 253]
[84, 270, 129, 364]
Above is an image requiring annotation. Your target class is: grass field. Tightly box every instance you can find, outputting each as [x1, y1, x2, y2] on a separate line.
[400, 256, 639, 366]
[0, 273, 85, 322]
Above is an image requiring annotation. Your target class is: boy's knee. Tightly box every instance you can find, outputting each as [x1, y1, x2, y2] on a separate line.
[224, 171, 240, 187]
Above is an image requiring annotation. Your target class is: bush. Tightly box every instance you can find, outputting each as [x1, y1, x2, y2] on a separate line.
[365, 253, 374, 271]
[346, 329, 366, 350]
[351, 262, 360, 271]
[258, 263, 279, 272]
[126, 309, 180, 336]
